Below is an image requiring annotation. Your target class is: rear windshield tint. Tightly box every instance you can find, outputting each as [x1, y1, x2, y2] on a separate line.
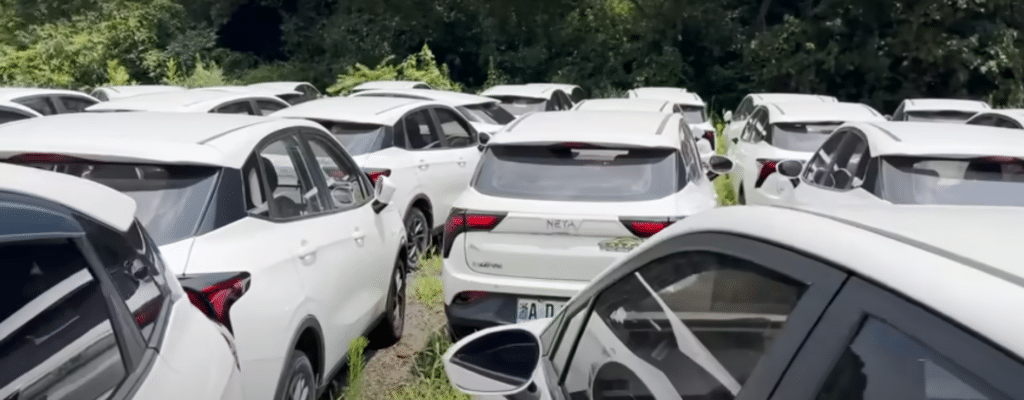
[317, 121, 388, 155]
[906, 111, 978, 123]
[491, 97, 547, 116]
[769, 123, 842, 152]
[473, 145, 680, 202]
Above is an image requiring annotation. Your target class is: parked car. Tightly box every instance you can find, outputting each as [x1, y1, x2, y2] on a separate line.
[479, 85, 574, 116]
[90, 85, 185, 102]
[726, 102, 886, 205]
[626, 87, 716, 149]
[271, 96, 486, 269]
[965, 109, 1024, 129]
[0, 88, 101, 119]
[350, 80, 433, 93]
[0, 162, 244, 400]
[526, 83, 586, 104]
[722, 93, 839, 145]
[85, 88, 291, 115]
[760, 121, 1024, 207]
[246, 82, 321, 105]
[348, 88, 516, 135]
[0, 112, 408, 400]
[889, 98, 991, 123]
[442, 111, 734, 339]
[571, 98, 679, 113]
[444, 204, 1024, 400]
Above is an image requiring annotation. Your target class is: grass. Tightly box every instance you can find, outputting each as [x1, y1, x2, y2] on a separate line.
[712, 116, 739, 206]
[390, 329, 470, 400]
[413, 251, 444, 308]
[340, 337, 370, 400]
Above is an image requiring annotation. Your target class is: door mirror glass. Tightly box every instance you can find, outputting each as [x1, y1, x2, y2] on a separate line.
[776, 159, 805, 178]
[708, 155, 734, 174]
[723, 111, 733, 121]
[444, 327, 541, 395]
[373, 175, 397, 212]
[479, 131, 492, 145]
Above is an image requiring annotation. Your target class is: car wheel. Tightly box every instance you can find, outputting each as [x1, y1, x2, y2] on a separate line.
[278, 350, 315, 400]
[369, 258, 406, 349]
[404, 208, 430, 270]
[737, 185, 746, 205]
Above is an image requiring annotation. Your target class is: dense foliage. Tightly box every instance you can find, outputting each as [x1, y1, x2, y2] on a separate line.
[1, 0, 1022, 111]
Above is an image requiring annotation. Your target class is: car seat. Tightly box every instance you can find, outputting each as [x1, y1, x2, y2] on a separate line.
[257, 156, 304, 217]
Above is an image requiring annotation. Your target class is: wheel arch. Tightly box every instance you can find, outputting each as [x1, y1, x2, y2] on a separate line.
[274, 315, 325, 398]
[405, 194, 433, 228]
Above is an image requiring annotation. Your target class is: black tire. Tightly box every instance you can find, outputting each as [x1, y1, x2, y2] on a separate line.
[404, 208, 430, 271]
[277, 350, 315, 400]
[369, 259, 406, 349]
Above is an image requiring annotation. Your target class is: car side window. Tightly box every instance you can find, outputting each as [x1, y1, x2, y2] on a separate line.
[256, 100, 288, 116]
[827, 133, 870, 190]
[303, 134, 371, 209]
[14, 96, 57, 116]
[891, 103, 906, 121]
[561, 251, 808, 399]
[214, 101, 256, 115]
[402, 109, 442, 150]
[678, 122, 703, 181]
[735, 97, 753, 121]
[803, 132, 847, 186]
[968, 115, 995, 127]
[0, 110, 30, 124]
[0, 239, 128, 399]
[253, 135, 325, 219]
[435, 108, 475, 148]
[59, 96, 98, 113]
[996, 116, 1022, 129]
[742, 109, 767, 142]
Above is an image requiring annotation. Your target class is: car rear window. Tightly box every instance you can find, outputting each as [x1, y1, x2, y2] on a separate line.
[317, 121, 389, 155]
[906, 111, 978, 123]
[491, 97, 547, 116]
[880, 156, 1024, 206]
[458, 102, 516, 125]
[769, 123, 842, 152]
[679, 105, 707, 123]
[473, 144, 681, 202]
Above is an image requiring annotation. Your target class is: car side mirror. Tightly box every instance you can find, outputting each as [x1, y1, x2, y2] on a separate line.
[479, 131, 492, 145]
[723, 111, 733, 121]
[444, 326, 541, 396]
[372, 176, 397, 214]
[708, 155, 734, 174]
[776, 159, 805, 179]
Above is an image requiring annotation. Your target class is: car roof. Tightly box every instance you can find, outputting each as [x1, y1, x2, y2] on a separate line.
[526, 83, 582, 92]
[0, 112, 325, 168]
[492, 111, 682, 148]
[761, 102, 885, 124]
[585, 204, 1024, 358]
[194, 86, 302, 98]
[85, 89, 285, 112]
[270, 96, 438, 125]
[247, 81, 314, 91]
[626, 88, 705, 105]
[902, 98, 991, 112]
[0, 88, 98, 102]
[572, 98, 674, 113]
[749, 93, 838, 104]
[351, 80, 431, 91]
[93, 85, 184, 95]
[348, 88, 498, 107]
[480, 85, 559, 99]
[845, 121, 1024, 157]
[0, 163, 136, 232]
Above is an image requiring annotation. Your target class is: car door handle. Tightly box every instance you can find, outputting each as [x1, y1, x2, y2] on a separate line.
[457, 158, 467, 167]
[353, 230, 366, 246]
[299, 251, 317, 265]
[418, 160, 429, 170]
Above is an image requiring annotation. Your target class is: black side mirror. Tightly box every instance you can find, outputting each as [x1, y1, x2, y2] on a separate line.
[444, 328, 541, 395]
[776, 159, 805, 179]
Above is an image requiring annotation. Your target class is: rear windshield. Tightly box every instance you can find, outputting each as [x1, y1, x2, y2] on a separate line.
[880, 156, 1024, 206]
[6, 162, 219, 245]
[906, 111, 978, 123]
[679, 105, 707, 123]
[458, 103, 516, 125]
[491, 97, 547, 116]
[769, 123, 842, 152]
[317, 121, 388, 155]
[473, 145, 680, 202]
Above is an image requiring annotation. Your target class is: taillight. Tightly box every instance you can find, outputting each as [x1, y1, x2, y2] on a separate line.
[453, 291, 489, 304]
[363, 168, 391, 184]
[702, 130, 716, 149]
[619, 217, 682, 238]
[754, 159, 780, 188]
[442, 208, 507, 258]
[180, 272, 251, 333]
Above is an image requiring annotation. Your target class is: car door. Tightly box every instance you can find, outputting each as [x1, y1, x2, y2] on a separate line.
[400, 108, 450, 227]
[769, 277, 1024, 400]
[296, 129, 394, 370]
[431, 107, 482, 217]
[55, 96, 98, 113]
[540, 233, 846, 400]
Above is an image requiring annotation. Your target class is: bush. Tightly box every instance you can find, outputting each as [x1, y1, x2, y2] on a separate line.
[326, 44, 463, 96]
[162, 57, 234, 88]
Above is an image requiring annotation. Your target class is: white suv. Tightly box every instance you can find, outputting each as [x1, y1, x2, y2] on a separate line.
[0, 163, 243, 400]
[722, 93, 839, 145]
[272, 96, 487, 268]
[889, 98, 990, 123]
[442, 111, 733, 339]
[348, 88, 516, 135]
[626, 87, 716, 149]
[0, 112, 408, 400]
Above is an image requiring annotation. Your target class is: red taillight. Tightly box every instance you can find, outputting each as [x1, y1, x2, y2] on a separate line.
[619, 217, 681, 238]
[180, 272, 251, 333]
[755, 159, 780, 188]
[702, 130, 716, 149]
[9, 153, 86, 163]
[364, 168, 391, 184]
[442, 209, 507, 258]
[453, 291, 489, 304]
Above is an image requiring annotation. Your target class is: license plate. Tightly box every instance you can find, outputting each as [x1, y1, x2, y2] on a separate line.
[516, 298, 566, 323]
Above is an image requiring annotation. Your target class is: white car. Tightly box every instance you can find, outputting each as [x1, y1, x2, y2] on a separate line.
[350, 80, 433, 93]
[246, 82, 321, 105]
[965, 109, 1024, 129]
[90, 85, 186, 102]
[479, 85, 574, 116]
[526, 83, 586, 104]
[760, 121, 1024, 207]
[85, 88, 291, 115]
[726, 102, 886, 205]
[889, 98, 991, 123]
[348, 88, 516, 134]
[442, 111, 733, 339]
[626, 87, 716, 149]
[571, 98, 679, 113]
[722, 93, 839, 145]
[0, 163, 244, 400]
[443, 204, 1024, 400]
[271, 96, 485, 269]
[0, 88, 101, 118]
[0, 112, 408, 400]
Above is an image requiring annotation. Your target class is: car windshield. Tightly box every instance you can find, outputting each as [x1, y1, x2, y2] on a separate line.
[880, 156, 1024, 206]
[317, 121, 388, 155]
[906, 111, 978, 123]
[457, 102, 516, 125]
[473, 145, 680, 202]
[5, 162, 218, 245]
[492, 97, 547, 116]
[769, 123, 842, 152]
[679, 105, 707, 123]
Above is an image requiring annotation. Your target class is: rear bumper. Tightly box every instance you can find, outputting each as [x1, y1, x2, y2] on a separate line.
[444, 291, 571, 339]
